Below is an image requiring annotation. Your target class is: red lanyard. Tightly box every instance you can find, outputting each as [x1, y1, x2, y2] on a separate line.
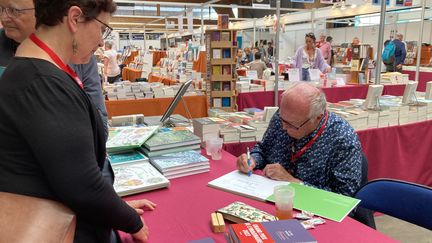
[29, 33, 84, 89]
[291, 112, 329, 163]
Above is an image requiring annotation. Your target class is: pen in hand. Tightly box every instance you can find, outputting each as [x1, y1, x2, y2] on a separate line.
[247, 147, 251, 177]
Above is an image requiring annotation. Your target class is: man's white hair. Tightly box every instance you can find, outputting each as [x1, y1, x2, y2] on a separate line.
[283, 81, 327, 118]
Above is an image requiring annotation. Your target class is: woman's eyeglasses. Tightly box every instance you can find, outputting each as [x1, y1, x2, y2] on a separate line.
[93, 18, 113, 40]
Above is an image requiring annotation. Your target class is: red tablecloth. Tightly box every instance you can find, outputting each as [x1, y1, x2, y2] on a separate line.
[236, 84, 407, 111]
[119, 150, 396, 243]
[402, 70, 430, 91]
[223, 120, 432, 187]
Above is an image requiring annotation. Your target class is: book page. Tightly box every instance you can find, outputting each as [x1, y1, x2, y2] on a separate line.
[208, 170, 289, 201]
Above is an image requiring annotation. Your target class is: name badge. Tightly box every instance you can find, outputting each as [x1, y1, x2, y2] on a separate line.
[0, 66, 5, 78]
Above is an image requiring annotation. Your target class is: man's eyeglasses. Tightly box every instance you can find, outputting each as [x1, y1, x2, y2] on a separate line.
[0, 6, 34, 18]
[279, 113, 311, 130]
[93, 18, 113, 40]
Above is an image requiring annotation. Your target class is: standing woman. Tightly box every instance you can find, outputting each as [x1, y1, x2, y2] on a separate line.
[0, 0, 148, 242]
[103, 40, 120, 83]
[292, 32, 331, 81]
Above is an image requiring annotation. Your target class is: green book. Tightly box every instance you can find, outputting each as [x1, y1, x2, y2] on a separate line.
[140, 144, 200, 157]
[266, 183, 360, 223]
[106, 126, 159, 153]
[108, 150, 148, 167]
[143, 127, 201, 151]
[208, 170, 360, 222]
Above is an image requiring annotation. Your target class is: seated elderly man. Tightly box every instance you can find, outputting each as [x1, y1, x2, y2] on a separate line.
[236, 82, 363, 196]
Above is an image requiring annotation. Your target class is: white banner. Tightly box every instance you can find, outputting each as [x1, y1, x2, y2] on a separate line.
[178, 16, 183, 34]
[187, 8, 193, 33]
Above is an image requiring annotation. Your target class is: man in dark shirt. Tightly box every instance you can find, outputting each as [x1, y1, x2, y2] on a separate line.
[236, 82, 363, 197]
[393, 33, 407, 73]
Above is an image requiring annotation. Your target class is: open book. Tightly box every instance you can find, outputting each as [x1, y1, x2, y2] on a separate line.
[208, 170, 360, 222]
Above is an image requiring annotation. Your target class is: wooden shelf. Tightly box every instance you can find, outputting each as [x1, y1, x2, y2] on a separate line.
[211, 91, 236, 97]
[211, 75, 233, 81]
[211, 58, 236, 65]
[211, 41, 233, 48]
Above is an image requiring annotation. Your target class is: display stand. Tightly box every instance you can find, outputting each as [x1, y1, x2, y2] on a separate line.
[205, 29, 238, 111]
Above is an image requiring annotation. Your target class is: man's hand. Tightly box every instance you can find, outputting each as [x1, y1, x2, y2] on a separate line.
[127, 199, 157, 215]
[131, 217, 149, 243]
[236, 153, 256, 174]
[263, 164, 301, 182]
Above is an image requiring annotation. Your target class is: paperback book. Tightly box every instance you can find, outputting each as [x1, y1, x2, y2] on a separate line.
[143, 127, 201, 151]
[108, 150, 148, 167]
[106, 126, 159, 153]
[218, 201, 277, 223]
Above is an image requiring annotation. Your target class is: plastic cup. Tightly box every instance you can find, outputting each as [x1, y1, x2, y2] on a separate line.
[273, 185, 295, 220]
[208, 138, 223, 160]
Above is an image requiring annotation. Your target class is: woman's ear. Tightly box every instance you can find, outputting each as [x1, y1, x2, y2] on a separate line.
[66, 6, 84, 34]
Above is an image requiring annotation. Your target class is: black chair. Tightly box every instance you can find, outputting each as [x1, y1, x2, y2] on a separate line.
[350, 153, 376, 229]
[355, 179, 432, 230]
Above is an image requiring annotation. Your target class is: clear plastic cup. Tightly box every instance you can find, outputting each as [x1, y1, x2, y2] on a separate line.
[208, 138, 223, 160]
[273, 185, 295, 220]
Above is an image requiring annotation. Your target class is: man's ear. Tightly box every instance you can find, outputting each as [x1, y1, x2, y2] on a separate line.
[66, 6, 83, 34]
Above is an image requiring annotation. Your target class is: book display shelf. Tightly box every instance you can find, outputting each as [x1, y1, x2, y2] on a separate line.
[205, 29, 238, 111]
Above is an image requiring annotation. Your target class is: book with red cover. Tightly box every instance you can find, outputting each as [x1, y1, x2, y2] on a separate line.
[228, 220, 316, 243]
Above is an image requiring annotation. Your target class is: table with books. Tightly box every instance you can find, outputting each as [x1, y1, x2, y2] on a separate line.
[117, 149, 396, 243]
[236, 84, 409, 111]
[147, 74, 177, 86]
[223, 119, 432, 188]
[105, 95, 208, 119]
[121, 67, 143, 82]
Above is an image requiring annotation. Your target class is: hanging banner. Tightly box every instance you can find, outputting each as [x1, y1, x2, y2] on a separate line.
[290, 0, 315, 3]
[396, 0, 412, 6]
[187, 8, 193, 33]
[372, 0, 390, 6]
[178, 15, 183, 34]
[252, 0, 270, 9]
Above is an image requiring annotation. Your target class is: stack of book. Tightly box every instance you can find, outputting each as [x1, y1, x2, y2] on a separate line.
[234, 125, 257, 142]
[149, 150, 210, 179]
[249, 83, 265, 92]
[246, 119, 269, 141]
[208, 108, 226, 117]
[192, 117, 224, 146]
[219, 122, 240, 143]
[106, 126, 159, 153]
[140, 127, 201, 157]
[236, 81, 250, 93]
[108, 150, 170, 196]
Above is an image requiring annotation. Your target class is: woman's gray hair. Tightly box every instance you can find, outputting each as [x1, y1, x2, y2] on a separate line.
[104, 41, 113, 49]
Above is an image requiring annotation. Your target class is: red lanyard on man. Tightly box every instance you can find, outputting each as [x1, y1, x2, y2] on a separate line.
[291, 112, 329, 163]
[29, 33, 84, 89]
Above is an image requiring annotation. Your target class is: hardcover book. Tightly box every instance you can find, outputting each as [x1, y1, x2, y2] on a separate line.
[150, 150, 209, 172]
[228, 220, 317, 243]
[221, 32, 231, 41]
[213, 49, 222, 59]
[108, 150, 148, 166]
[213, 66, 222, 75]
[113, 162, 170, 196]
[218, 201, 277, 223]
[211, 31, 221, 41]
[106, 126, 159, 153]
[143, 128, 201, 151]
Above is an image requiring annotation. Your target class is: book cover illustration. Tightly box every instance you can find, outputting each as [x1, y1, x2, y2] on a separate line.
[113, 162, 170, 196]
[106, 126, 159, 152]
[223, 49, 231, 58]
[229, 220, 316, 243]
[143, 128, 200, 150]
[108, 150, 148, 166]
[218, 201, 277, 223]
[211, 31, 221, 41]
[221, 31, 231, 41]
[222, 97, 231, 107]
[222, 65, 231, 75]
[150, 150, 209, 171]
[213, 49, 222, 59]
[213, 66, 222, 75]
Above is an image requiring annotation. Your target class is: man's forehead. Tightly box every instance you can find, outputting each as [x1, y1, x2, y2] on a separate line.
[0, 0, 33, 7]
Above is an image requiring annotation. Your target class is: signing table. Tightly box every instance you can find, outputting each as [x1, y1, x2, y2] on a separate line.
[224, 119, 432, 187]
[119, 150, 396, 243]
[237, 84, 409, 111]
[105, 95, 208, 119]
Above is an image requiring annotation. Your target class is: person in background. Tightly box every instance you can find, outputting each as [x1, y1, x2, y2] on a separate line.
[316, 33, 326, 49]
[393, 33, 407, 73]
[347, 37, 360, 62]
[291, 32, 331, 81]
[0, 0, 154, 242]
[267, 41, 274, 58]
[236, 48, 244, 68]
[236, 82, 363, 197]
[326, 36, 334, 66]
[103, 40, 120, 83]
[148, 45, 154, 51]
[319, 34, 332, 65]
[247, 52, 267, 79]
[243, 47, 253, 63]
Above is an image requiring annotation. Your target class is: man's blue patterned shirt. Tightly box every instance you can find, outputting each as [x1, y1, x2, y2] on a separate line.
[251, 111, 362, 196]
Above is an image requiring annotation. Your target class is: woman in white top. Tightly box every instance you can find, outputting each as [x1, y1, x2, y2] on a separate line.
[292, 33, 331, 81]
[103, 41, 120, 83]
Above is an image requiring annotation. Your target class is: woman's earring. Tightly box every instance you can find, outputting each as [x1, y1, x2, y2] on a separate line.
[72, 39, 78, 55]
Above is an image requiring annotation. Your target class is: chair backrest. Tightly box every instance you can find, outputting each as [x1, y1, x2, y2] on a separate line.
[360, 153, 368, 186]
[355, 179, 432, 230]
